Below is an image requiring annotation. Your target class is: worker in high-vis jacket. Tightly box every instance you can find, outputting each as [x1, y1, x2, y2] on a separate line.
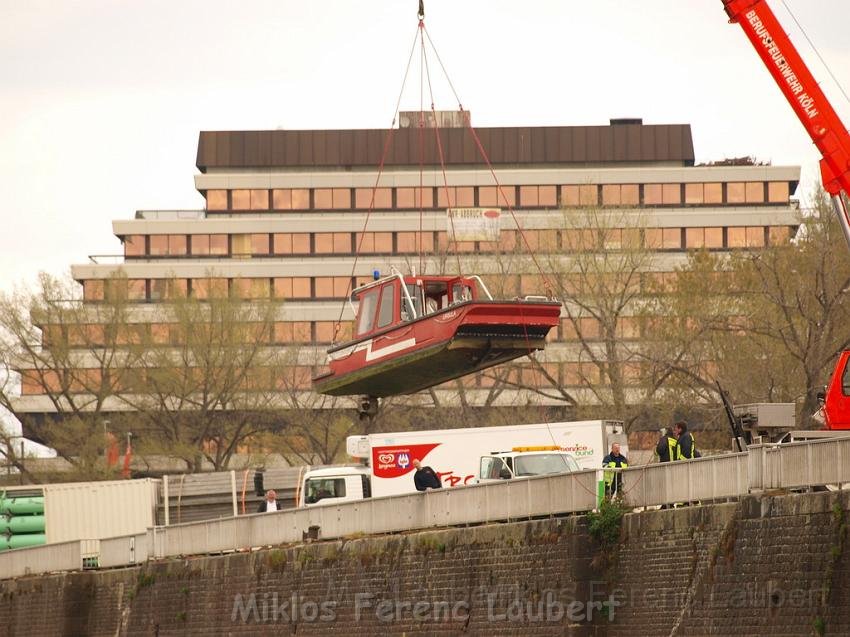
[655, 427, 677, 463]
[602, 442, 628, 496]
[674, 422, 699, 460]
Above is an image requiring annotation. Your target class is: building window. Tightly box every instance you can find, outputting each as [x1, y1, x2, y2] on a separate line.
[601, 185, 621, 206]
[291, 277, 311, 298]
[662, 184, 681, 205]
[396, 232, 417, 253]
[272, 188, 310, 210]
[251, 233, 270, 255]
[746, 226, 765, 247]
[768, 182, 790, 203]
[83, 280, 104, 301]
[727, 226, 746, 247]
[192, 278, 228, 299]
[168, 235, 187, 256]
[314, 277, 350, 298]
[191, 235, 210, 255]
[314, 188, 351, 210]
[292, 234, 310, 254]
[745, 182, 765, 203]
[273, 233, 292, 254]
[206, 190, 227, 210]
[314, 233, 335, 254]
[273, 278, 293, 299]
[250, 189, 269, 210]
[149, 235, 168, 256]
[124, 235, 146, 257]
[233, 278, 270, 299]
[355, 187, 392, 209]
[231, 234, 250, 257]
[727, 182, 746, 203]
[520, 186, 539, 207]
[231, 189, 251, 210]
[769, 226, 791, 244]
[705, 183, 723, 204]
[210, 234, 228, 255]
[684, 183, 704, 205]
[561, 185, 579, 207]
[435, 186, 472, 208]
[685, 227, 722, 249]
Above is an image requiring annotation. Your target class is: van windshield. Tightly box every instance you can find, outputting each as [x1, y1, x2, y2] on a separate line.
[514, 453, 579, 476]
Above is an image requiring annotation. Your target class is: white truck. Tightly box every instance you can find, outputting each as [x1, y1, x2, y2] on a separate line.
[297, 420, 626, 506]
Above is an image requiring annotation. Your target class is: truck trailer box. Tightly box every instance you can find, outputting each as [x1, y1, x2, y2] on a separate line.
[299, 420, 625, 505]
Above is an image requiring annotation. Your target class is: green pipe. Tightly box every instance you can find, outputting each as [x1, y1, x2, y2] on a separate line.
[0, 497, 45, 516]
[0, 515, 46, 534]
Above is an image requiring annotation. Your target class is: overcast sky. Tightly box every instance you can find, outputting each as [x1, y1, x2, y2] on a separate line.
[1, 0, 849, 294]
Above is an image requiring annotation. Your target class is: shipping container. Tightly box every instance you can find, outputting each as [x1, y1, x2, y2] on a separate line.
[1, 479, 159, 544]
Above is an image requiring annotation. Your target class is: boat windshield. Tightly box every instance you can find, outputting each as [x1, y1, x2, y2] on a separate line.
[355, 287, 380, 336]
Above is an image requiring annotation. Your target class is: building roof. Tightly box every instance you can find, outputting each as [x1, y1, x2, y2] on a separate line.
[195, 122, 695, 172]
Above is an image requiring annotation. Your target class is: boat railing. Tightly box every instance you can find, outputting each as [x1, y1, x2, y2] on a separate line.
[469, 275, 494, 300]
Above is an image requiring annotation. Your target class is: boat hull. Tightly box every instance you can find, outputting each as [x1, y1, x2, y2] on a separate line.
[312, 300, 561, 397]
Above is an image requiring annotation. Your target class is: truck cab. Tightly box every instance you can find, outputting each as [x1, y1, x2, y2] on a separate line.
[478, 446, 581, 482]
[822, 351, 850, 430]
[298, 465, 372, 507]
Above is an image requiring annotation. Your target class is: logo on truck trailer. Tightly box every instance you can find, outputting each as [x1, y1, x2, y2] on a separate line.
[560, 444, 595, 459]
[372, 444, 440, 478]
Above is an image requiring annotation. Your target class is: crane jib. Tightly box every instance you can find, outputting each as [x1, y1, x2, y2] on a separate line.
[724, 0, 850, 244]
[745, 10, 819, 121]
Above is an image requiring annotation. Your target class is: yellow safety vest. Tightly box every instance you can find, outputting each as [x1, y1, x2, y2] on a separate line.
[603, 460, 628, 485]
[667, 437, 677, 461]
[675, 434, 697, 460]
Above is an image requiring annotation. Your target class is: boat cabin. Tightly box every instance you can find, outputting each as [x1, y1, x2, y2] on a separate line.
[351, 273, 491, 339]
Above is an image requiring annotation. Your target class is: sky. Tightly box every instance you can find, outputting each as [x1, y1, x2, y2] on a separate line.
[1, 1, 849, 294]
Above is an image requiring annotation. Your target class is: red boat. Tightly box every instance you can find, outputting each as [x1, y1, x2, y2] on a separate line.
[312, 272, 562, 398]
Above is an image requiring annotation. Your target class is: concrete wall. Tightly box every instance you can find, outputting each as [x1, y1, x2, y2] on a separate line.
[0, 491, 848, 636]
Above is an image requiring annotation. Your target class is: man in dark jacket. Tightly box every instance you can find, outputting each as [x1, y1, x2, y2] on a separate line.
[656, 428, 677, 463]
[257, 489, 280, 513]
[412, 459, 442, 491]
[674, 421, 698, 460]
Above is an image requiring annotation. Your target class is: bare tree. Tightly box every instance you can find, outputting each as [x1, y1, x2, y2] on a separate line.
[122, 288, 289, 472]
[722, 190, 850, 423]
[0, 272, 145, 479]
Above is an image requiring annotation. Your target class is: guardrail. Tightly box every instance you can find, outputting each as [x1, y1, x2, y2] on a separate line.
[2, 435, 850, 581]
[152, 468, 599, 558]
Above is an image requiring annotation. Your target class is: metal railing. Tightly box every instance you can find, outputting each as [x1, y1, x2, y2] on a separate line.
[2, 435, 850, 581]
[151, 469, 599, 558]
[619, 452, 749, 508]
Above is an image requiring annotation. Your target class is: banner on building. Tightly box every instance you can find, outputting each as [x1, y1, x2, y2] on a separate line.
[446, 208, 501, 242]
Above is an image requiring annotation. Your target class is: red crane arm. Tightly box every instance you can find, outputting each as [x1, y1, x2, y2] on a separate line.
[723, 0, 850, 198]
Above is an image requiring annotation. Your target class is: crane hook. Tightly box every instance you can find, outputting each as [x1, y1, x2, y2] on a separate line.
[418, 0, 424, 20]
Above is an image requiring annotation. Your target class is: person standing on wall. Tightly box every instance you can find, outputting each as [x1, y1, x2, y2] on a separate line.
[412, 459, 442, 491]
[602, 442, 628, 497]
